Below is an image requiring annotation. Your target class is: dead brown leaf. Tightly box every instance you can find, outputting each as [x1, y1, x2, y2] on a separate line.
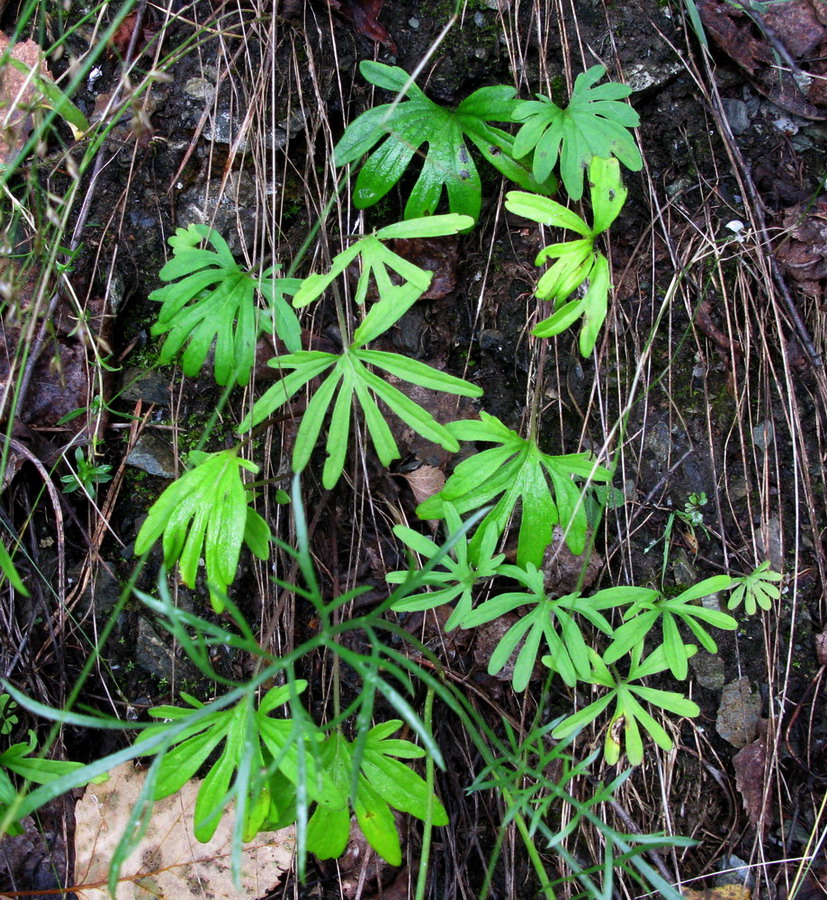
[334, 0, 397, 53]
[815, 623, 827, 666]
[74, 761, 294, 900]
[682, 887, 752, 900]
[391, 237, 461, 300]
[776, 197, 827, 300]
[732, 732, 772, 829]
[399, 464, 445, 511]
[698, 0, 827, 118]
[0, 34, 48, 166]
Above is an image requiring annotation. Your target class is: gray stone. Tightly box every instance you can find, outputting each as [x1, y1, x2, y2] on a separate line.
[126, 433, 178, 479]
[722, 98, 751, 135]
[120, 368, 171, 406]
[135, 617, 176, 681]
[690, 650, 726, 691]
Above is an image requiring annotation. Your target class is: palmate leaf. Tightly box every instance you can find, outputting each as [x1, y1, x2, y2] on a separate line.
[335, 61, 554, 222]
[512, 64, 641, 200]
[416, 411, 611, 565]
[552, 645, 701, 766]
[505, 157, 627, 356]
[727, 561, 782, 615]
[462, 563, 625, 690]
[386, 503, 504, 630]
[238, 348, 481, 489]
[134, 683, 338, 844]
[293, 215, 473, 346]
[150, 224, 301, 386]
[134, 449, 272, 612]
[307, 721, 447, 866]
[603, 575, 736, 680]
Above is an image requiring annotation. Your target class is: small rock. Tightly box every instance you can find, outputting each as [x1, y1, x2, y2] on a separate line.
[126, 433, 177, 478]
[135, 617, 176, 681]
[183, 77, 215, 102]
[120, 368, 171, 406]
[722, 98, 751, 135]
[716, 678, 762, 748]
[752, 420, 774, 450]
[690, 650, 726, 691]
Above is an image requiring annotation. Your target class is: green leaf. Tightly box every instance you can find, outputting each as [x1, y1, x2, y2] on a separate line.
[241, 347, 480, 489]
[134, 682, 327, 844]
[133, 449, 271, 612]
[506, 158, 626, 357]
[150, 225, 300, 386]
[727, 561, 782, 615]
[512, 64, 641, 200]
[308, 723, 446, 865]
[417, 411, 610, 564]
[335, 62, 553, 222]
[0, 540, 28, 596]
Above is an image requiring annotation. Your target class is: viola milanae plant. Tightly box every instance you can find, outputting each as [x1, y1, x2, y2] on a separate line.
[511, 64, 641, 201]
[307, 721, 448, 865]
[239, 216, 483, 489]
[416, 410, 612, 565]
[150, 224, 302, 387]
[134, 448, 271, 612]
[334, 61, 555, 222]
[505, 156, 627, 357]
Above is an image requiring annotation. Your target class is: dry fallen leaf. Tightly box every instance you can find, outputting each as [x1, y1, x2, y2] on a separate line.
[682, 887, 752, 900]
[715, 678, 762, 748]
[732, 733, 771, 829]
[73, 761, 295, 899]
[0, 34, 48, 166]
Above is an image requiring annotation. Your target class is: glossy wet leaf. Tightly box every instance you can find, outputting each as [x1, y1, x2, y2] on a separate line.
[335, 61, 554, 221]
[133, 449, 271, 612]
[512, 64, 641, 200]
[505, 157, 627, 356]
[416, 411, 611, 565]
[307, 721, 447, 866]
[150, 224, 301, 386]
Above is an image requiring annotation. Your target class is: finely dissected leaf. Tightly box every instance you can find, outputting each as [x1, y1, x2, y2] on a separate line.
[150, 224, 301, 386]
[239, 348, 481, 489]
[727, 561, 782, 615]
[552, 645, 700, 765]
[462, 563, 623, 689]
[292, 215, 472, 348]
[335, 61, 554, 221]
[387, 504, 504, 629]
[512, 64, 641, 200]
[506, 157, 627, 356]
[603, 576, 736, 679]
[133, 449, 271, 612]
[134, 683, 334, 846]
[307, 722, 447, 866]
[416, 411, 610, 565]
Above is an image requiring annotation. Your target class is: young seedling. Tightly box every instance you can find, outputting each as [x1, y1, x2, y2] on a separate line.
[307, 721, 448, 866]
[416, 411, 611, 565]
[133, 449, 271, 612]
[150, 224, 301, 387]
[387, 503, 505, 630]
[461, 563, 624, 690]
[505, 157, 627, 357]
[552, 644, 701, 766]
[239, 217, 483, 489]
